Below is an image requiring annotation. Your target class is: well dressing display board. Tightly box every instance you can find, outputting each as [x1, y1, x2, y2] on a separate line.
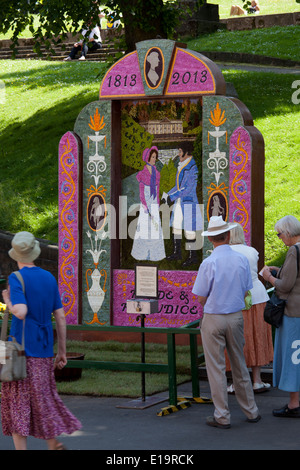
[58, 39, 264, 327]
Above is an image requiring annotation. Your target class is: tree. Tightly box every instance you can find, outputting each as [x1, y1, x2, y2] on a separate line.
[0, 0, 180, 55]
[105, 0, 179, 52]
[0, 0, 99, 53]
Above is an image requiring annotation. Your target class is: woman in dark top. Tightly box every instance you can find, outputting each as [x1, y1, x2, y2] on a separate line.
[262, 215, 300, 417]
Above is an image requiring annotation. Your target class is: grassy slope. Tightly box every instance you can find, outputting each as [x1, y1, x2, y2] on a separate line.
[188, 25, 300, 61]
[0, 13, 299, 263]
[219, 70, 300, 265]
[0, 60, 104, 241]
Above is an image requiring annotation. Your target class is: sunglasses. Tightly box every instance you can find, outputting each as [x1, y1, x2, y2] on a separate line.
[277, 232, 284, 238]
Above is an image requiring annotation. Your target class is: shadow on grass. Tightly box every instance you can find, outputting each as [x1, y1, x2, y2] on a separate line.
[0, 60, 108, 91]
[0, 91, 100, 240]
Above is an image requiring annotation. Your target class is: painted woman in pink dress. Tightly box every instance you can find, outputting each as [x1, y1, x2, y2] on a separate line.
[131, 146, 165, 261]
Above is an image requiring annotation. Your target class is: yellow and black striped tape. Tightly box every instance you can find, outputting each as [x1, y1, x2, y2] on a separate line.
[177, 396, 213, 404]
[157, 400, 191, 416]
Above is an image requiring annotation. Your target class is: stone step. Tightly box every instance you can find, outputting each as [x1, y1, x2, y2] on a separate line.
[0, 45, 121, 61]
[0, 43, 115, 51]
[0, 52, 117, 61]
[0, 33, 123, 61]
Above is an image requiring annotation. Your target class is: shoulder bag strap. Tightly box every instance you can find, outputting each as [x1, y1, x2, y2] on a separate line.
[13, 271, 25, 292]
[13, 271, 26, 348]
[295, 244, 299, 277]
[0, 271, 25, 346]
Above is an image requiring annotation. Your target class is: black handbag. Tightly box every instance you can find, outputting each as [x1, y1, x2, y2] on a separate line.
[264, 245, 299, 328]
[263, 293, 286, 328]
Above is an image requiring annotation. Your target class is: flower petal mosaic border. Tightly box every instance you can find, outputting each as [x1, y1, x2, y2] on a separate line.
[58, 39, 264, 327]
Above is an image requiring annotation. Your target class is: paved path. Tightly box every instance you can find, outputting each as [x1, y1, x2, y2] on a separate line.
[218, 63, 300, 74]
[0, 379, 298, 451]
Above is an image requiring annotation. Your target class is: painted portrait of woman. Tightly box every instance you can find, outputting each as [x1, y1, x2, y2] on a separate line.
[131, 146, 166, 261]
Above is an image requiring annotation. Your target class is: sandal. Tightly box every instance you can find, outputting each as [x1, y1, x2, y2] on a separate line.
[253, 382, 271, 393]
[54, 441, 68, 450]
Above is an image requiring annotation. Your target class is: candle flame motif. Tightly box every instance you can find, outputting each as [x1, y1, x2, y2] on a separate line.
[88, 108, 106, 132]
[209, 102, 226, 127]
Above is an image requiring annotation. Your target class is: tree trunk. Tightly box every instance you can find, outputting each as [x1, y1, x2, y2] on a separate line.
[119, 0, 167, 52]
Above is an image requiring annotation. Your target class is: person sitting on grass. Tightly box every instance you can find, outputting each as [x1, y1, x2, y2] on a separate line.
[230, 1, 260, 16]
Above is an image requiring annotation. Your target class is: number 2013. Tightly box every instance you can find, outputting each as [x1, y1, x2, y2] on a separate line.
[171, 70, 208, 85]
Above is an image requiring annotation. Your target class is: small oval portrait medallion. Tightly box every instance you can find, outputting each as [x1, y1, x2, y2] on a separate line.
[87, 193, 107, 231]
[144, 47, 164, 89]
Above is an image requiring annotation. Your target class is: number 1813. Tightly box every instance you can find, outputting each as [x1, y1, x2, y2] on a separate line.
[107, 74, 137, 88]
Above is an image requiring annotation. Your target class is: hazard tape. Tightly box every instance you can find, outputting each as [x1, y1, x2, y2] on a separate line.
[177, 396, 213, 404]
[156, 400, 191, 416]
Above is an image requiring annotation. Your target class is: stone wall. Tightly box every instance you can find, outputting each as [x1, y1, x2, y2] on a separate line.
[176, 1, 224, 37]
[0, 230, 58, 285]
[221, 12, 300, 31]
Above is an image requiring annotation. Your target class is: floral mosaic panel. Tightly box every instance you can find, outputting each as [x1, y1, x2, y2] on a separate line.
[113, 269, 202, 328]
[74, 101, 112, 326]
[58, 132, 80, 324]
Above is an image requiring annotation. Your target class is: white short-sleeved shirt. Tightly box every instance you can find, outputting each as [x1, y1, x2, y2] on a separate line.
[230, 244, 269, 305]
[192, 244, 253, 314]
[82, 26, 102, 43]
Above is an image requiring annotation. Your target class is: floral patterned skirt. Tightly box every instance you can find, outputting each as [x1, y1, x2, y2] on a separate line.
[1, 357, 81, 440]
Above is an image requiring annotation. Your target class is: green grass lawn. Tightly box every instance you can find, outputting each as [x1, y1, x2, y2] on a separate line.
[220, 69, 300, 265]
[189, 25, 300, 61]
[0, 60, 105, 241]
[55, 340, 193, 397]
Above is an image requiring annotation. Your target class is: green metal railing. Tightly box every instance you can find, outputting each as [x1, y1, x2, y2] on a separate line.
[0, 314, 202, 407]
[62, 321, 202, 406]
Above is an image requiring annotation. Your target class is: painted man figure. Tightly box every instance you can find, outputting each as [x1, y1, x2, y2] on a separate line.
[162, 145, 203, 267]
[192, 216, 260, 428]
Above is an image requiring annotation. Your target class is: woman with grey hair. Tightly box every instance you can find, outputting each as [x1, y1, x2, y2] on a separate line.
[262, 215, 300, 417]
[226, 223, 273, 393]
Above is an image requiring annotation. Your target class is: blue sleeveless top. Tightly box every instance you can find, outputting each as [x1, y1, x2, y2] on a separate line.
[8, 267, 63, 357]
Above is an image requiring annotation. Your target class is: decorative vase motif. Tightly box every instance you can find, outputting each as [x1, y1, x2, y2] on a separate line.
[85, 230, 108, 324]
[207, 127, 228, 186]
[85, 266, 107, 325]
[207, 103, 228, 186]
[87, 109, 107, 186]
[87, 132, 107, 186]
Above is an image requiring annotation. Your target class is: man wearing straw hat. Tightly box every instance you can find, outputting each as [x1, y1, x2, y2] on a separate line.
[192, 216, 260, 429]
